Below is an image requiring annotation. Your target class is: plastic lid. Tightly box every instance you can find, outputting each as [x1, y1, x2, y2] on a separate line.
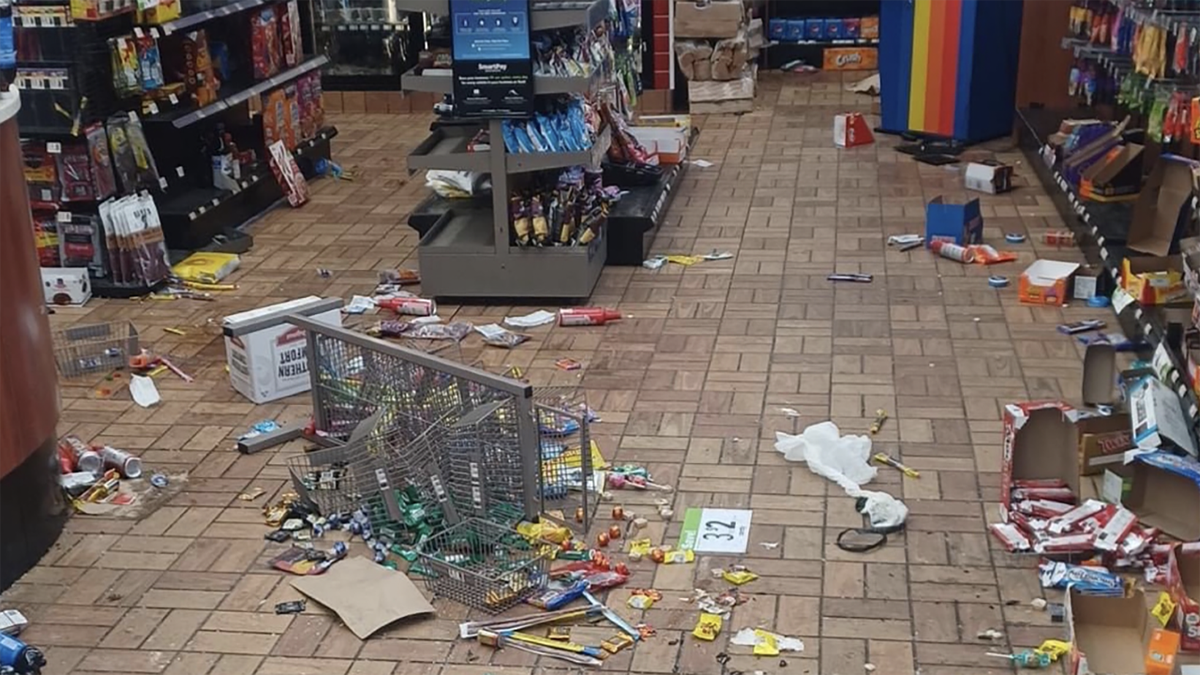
[0, 84, 19, 126]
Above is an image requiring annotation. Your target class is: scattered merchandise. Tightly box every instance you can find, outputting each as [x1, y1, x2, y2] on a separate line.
[505, 310, 557, 328]
[833, 112, 874, 148]
[872, 453, 918, 478]
[510, 167, 617, 247]
[558, 307, 622, 327]
[827, 273, 872, 282]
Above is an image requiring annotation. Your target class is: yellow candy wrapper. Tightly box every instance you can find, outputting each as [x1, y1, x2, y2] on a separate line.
[692, 612, 722, 641]
[753, 629, 779, 657]
[722, 570, 758, 585]
[1152, 592, 1177, 628]
[663, 550, 694, 564]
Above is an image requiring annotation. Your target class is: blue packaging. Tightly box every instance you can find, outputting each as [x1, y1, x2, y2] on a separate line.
[925, 197, 983, 247]
[784, 19, 805, 42]
[805, 19, 825, 40]
[825, 18, 843, 39]
[768, 18, 787, 41]
[1038, 561, 1125, 596]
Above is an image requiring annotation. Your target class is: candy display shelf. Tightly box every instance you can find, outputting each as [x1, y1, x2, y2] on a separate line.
[398, 0, 613, 299]
[1016, 106, 1200, 454]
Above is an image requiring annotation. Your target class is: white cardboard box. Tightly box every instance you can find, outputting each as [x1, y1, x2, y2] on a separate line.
[41, 267, 91, 306]
[1129, 375, 1198, 456]
[223, 296, 343, 404]
[964, 162, 1014, 194]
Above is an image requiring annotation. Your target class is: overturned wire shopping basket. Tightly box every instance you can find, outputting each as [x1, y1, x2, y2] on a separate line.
[414, 517, 551, 613]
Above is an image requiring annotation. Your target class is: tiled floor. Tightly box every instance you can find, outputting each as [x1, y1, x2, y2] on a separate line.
[4, 73, 1129, 675]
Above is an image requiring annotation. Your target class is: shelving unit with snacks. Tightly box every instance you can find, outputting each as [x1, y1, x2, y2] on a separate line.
[400, 0, 689, 298]
[1013, 0, 1200, 457]
[762, 0, 879, 71]
[14, 0, 337, 298]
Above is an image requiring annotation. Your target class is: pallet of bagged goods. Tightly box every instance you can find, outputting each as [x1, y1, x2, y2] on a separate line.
[674, 2, 755, 115]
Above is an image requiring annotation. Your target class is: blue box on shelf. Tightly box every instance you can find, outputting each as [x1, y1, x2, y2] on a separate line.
[805, 19, 825, 40]
[785, 19, 805, 42]
[768, 18, 787, 41]
[925, 196, 983, 247]
[844, 18, 861, 38]
[825, 18, 843, 39]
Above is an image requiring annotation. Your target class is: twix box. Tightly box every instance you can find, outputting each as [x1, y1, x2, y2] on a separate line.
[1167, 542, 1200, 652]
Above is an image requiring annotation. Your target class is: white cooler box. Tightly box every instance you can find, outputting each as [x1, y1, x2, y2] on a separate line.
[223, 296, 343, 404]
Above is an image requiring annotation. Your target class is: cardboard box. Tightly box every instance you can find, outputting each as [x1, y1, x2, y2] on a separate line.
[1128, 155, 1200, 257]
[822, 46, 877, 71]
[1121, 256, 1187, 306]
[833, 112, 873, 148]
[1130, 377, 1198, 456]
[964, 161, 1014, 194]
[41, 267, 91, 306]
[1166, 543, 1200, 652]
[1061, 118, 1127, 187]
[1127, 451, 1200, 540]
[924, 196, 982, 247]
[1076, 412, 1134, 475]
[1101, 466, 1132, 503]
[1067, 588, 1154, 675]
[675, 1, 744, 38]
[629, 126, 688, 165]
[1145, 627, 1181, 675]
[860, 15, 879, 39]
[1080, 143, 1143, 202]
[223, 296, 343, 404]
[1082, 343, 1117, 408]
[1001, 402, 1078, 505]
[1019, 260, 1079, 306]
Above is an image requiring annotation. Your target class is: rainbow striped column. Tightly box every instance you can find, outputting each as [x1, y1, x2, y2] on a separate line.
[879, 0, 1024, 144]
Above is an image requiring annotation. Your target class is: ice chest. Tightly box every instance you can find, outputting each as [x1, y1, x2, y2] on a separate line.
[223, 296, 343, 403]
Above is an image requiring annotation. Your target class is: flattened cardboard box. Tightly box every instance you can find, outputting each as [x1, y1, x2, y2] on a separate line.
[1127, 451, 1200, 541]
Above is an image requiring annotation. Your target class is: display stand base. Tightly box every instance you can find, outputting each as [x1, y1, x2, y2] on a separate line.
[0, 437, 68, 591]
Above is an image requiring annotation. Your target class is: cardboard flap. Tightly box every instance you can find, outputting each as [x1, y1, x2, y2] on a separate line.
[1082, 344, 1117, 407]
[1085, 143, 1143, 186]
[1128, 156, 1200, 257]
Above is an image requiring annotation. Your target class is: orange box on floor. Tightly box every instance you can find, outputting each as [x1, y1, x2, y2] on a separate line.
[1019, 260, 1079, 306]
[1145, 627, 1180, 675]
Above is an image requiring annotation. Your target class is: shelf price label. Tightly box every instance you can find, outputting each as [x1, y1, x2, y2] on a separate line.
[46, 142, 62, 154]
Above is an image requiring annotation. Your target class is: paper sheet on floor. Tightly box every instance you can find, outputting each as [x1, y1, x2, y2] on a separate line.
[291, 556, 434, 639]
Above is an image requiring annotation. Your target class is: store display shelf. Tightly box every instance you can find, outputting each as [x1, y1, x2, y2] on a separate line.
[408, 126, 490, 173]
[506, 126, 609, 174]
[1016, 106, 1200, 442]
[605, 130, 698, 265]
[773, 37, 878, 46]
[152, 0, 274, 34]
[420, 208, 497, 252]
[394, 0, 607, 31]
[146, 55, 329, 129]
[401, 66, 600, 96]
[157, 126, 337, 249]
[405, 193, 492, 237]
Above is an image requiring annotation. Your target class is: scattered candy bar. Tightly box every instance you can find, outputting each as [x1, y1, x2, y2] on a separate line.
[1047, 499, 1106, 534]
[990, 522, 1032, 552]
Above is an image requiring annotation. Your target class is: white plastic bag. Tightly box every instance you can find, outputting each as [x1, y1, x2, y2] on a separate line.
[774, 421, 876, 494]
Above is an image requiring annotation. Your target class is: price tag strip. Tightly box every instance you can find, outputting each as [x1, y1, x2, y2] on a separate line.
[678, 508, 753, 554]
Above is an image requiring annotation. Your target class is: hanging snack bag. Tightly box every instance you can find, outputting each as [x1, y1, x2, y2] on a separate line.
[107, 114, 138, 193]
[57, 145, 95, 202]
[85, 123, 118, 200]
[295, 74, 315, 141]
[110, 36, 141, 96]
[33, 213, 60, 267]
[125, 114, 161, 189]
[137, 36, 165, 91]
[262, 88, 287, 149]
[250, 6, 281, 79]
[280, 0, 302, 68]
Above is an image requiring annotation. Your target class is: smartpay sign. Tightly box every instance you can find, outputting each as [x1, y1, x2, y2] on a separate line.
[451, 0, 534, 118]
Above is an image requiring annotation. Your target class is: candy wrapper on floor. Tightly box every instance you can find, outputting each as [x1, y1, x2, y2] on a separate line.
[268, 140, 309, 207]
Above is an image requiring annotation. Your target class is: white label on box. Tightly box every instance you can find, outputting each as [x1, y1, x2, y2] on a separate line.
[271, 326, 310, 390]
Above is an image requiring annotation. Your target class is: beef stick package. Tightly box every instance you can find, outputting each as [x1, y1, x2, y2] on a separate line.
[129, 192, 171, 284]
[106, 114, 138, 192]
[85, 123, 118, 200]
[57, 144, 95, 202]
[97, 200, 124, 283]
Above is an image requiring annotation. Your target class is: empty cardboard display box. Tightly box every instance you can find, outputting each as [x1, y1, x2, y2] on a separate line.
[1121, 256, 1187, 306]
[1127, 155, 1200, 257]
[1001, 402, 1079, 504]
[1082, 343, 1117, 407]
[1127, 451, 1200, 541]
[1067, 588, 1155, 675]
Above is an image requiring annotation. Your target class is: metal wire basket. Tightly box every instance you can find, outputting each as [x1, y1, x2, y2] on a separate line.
[535, 388, 596, 533]
[414, 517, 551, 613]
[52, 321, 139, 378]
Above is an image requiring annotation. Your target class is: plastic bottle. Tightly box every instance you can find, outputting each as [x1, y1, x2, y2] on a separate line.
[0, 0, 15, 84]
[0, 633, 46, 674]
[558, 308, 622, 327]
[930, 240, 975, 263]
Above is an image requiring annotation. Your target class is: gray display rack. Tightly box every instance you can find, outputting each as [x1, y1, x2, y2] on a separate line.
[398, 0, 610, 299]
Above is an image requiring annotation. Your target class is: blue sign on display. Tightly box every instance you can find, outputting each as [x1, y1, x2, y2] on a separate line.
[450, 0, 534, 118]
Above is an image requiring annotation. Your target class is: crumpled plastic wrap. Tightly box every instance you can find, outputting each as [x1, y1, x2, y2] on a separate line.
[425, 170, 491, 198]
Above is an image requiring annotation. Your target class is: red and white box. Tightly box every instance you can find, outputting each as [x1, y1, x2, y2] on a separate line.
[833, 112, 874, 148]
[1167, 542, 1200, 652]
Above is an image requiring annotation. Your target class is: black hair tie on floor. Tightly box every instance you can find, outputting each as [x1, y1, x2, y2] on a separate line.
[835, 496, 906, 553]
